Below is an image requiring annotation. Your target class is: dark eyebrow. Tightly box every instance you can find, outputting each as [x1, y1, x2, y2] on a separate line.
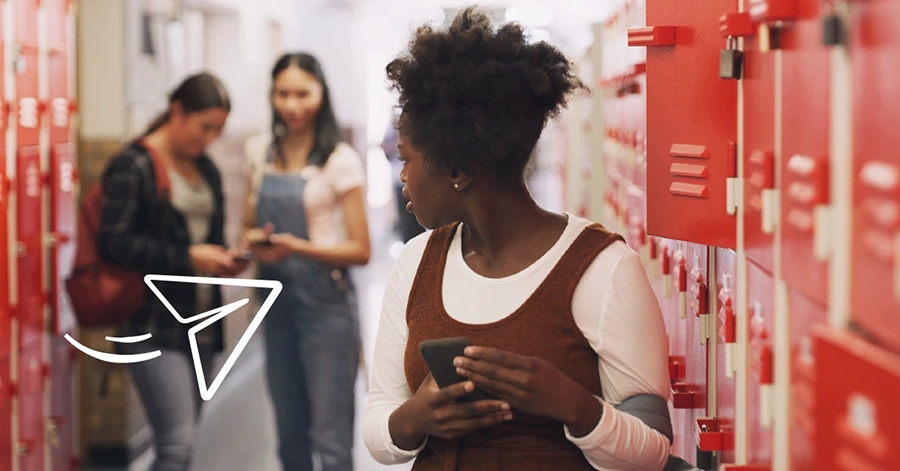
[397, 144, 405, 149]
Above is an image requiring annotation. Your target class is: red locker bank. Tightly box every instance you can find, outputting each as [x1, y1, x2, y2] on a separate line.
[47, 0, 78, 468]
[13, 0, 47, 469]
[0, 1, 13, 469]
[594, 0, 900, 468]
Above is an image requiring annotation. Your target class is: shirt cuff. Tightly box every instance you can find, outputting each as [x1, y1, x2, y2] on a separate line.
[380, 413, 427, 457]
[563, 396, 615, 446]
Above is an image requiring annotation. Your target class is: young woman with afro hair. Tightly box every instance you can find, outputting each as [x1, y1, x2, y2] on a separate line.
[363, 7, 671, 470]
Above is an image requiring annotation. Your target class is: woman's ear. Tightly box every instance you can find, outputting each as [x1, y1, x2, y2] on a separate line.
[169, 100, 185, 122]
[449, 168, 473, 191]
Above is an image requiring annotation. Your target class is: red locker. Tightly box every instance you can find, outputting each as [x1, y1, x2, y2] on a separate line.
[741, 15, 777, 273]
[0, 354, 11, 471]
[50, 144, 76, 335]
[13, 0, 41, 149]
[788, 288, 827, 470]
[660, 241, 693, 459]
[0, 0, 6, 142]
[779, 0, 830, 305]
[631, 0, 738, 249]
[623, 181, 648, 261]
[49, 337, 75, 471]
[814, 327, 900, 470]
[671, 243, 710, 461]
[0, 148, 9, 361]
[746, 260, 774, 467]
[47, 0, 72, 146]
[17, 340, 46, 471]
[705, 248, 737, 465]
[848, 0, 900, 353]
[16, 148, 44, 348]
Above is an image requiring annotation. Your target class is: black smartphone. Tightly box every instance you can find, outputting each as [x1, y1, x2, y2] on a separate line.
[250, 238, 274, 247]
[233, 250, 254, 261]
[418, 337, 496, 402]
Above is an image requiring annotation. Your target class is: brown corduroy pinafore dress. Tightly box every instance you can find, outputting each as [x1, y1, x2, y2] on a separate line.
[403, 222, 625, 470]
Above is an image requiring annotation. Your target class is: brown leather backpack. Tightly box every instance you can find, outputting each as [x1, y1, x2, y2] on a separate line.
[66, 145, 170, 327]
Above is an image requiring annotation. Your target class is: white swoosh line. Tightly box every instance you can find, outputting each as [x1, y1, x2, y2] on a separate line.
[64, 334, 162, 364]
[105, 333, 153, 343]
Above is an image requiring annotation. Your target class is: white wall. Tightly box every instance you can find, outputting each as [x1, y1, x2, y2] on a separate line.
[77, 0, 127, 139]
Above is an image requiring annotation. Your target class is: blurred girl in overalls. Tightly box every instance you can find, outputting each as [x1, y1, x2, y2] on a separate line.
[241, 53, 370, 471]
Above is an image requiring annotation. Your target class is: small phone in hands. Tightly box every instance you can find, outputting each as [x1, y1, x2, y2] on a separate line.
[233, 250, 254, 261]
[418, 337, 497, 403]
[250, 238, 274, 247]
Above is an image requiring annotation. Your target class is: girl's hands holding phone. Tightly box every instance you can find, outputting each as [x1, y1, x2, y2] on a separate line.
[189, 244, 247, 277]
[240, 223, 275, 249]
[388, 374, 513, 450]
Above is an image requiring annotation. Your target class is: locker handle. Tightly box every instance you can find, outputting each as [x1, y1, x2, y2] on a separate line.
[668, 356, 686, 381]
[696, 418, 732, 451]
[671, 383, 702, 409]
[719, 12, 755, 38]
[627, 27, 677, 47]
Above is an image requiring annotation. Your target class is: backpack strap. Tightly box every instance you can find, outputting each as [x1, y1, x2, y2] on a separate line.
[139, 139, 171, 200]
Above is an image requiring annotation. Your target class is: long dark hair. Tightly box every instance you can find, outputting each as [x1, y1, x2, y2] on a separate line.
[270, 53, 340, 167]
[143, 72, 231, 136]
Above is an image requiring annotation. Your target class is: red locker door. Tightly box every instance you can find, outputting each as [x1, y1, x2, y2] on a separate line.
[630, 0, 738, 249]
[665, 242, 691, 458]
[849, 0, 900, 353]
[0, 0, 6, 143]
[0, 354, 10, 471]
[13, 0, 41, 149]
[624, 181, 649, 262]
[17, 341, 45, 471]
[704, 248, 737, 465]
[741, 11, 777, 273]
[50, 144, 75, 335]
[47, 0, 72, 147]
[672, 244, 710, 461]
[779, 0, 830, 306]
[746, 260, 774, 467]
[788, 288, 828, 470]
[814, 327, 900, 470]
[0, 149, 9, 360]
[16, 148, 44, 348]
[49, 337, 75, 471]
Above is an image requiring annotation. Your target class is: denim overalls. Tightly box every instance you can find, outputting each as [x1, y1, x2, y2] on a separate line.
[255, 145, 360, 471]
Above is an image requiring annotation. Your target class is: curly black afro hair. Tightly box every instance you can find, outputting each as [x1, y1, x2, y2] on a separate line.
[386, 6, 586, 185]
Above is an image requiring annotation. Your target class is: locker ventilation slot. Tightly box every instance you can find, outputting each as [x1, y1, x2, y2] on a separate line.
[668, 144, 711, 199]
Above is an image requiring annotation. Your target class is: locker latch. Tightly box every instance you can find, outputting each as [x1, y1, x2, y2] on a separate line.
[718, 274, 737, 378]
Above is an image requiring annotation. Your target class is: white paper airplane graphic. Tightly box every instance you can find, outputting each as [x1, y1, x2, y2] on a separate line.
[143, 275, 283, 401]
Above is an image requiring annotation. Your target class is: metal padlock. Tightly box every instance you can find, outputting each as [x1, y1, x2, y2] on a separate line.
[823, 13, 843, 46]
[719, 36, 743, 80]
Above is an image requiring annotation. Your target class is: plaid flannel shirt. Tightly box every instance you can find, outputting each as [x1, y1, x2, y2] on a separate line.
[96, 141, 226, 354]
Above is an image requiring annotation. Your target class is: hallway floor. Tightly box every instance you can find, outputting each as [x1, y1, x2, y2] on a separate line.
[102, 227, 413, 471]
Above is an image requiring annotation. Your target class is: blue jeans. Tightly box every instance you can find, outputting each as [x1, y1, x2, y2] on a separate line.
[122, 341, 214, 471]
[263, 294, 360, 471]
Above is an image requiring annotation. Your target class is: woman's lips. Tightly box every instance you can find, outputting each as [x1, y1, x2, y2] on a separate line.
[402, 187, 413, 213]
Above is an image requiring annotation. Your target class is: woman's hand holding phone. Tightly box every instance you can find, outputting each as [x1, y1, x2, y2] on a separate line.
[240, 223, 275, 250]
[189, 244, 247, 277]
[388, 374, 513, 450]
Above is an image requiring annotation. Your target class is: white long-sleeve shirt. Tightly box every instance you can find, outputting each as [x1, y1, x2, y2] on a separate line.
[363, 213, 671, 470]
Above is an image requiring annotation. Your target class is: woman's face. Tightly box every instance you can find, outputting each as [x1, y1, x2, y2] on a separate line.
[398, 131, 461, 229]
[271, 66, 323, 134]
[169, 105, 228, 158]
